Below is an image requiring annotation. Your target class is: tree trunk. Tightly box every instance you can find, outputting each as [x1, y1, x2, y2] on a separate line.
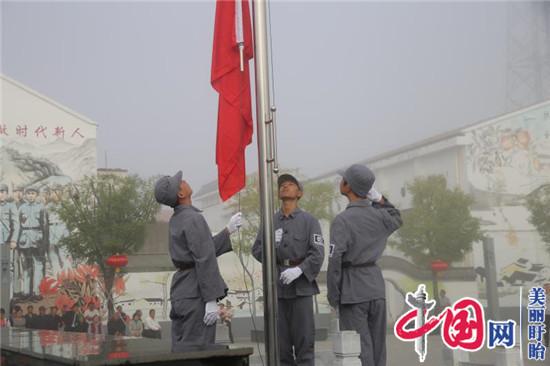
[103, 267, 116, 318]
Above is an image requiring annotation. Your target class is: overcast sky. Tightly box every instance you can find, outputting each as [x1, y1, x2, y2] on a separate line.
[2, 1, 512, 190]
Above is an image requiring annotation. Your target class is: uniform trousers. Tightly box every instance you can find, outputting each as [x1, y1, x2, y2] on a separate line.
[170, 297, 216, 348]
[278, 295, 315, 366]
[339, 299, 386, 366]
[19, 247, 45, 296]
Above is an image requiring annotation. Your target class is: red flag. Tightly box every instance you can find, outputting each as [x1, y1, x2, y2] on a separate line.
[211, 0, 254, 201]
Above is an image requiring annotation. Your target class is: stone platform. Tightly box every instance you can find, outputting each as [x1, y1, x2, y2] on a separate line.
[0, 328, 253, 366]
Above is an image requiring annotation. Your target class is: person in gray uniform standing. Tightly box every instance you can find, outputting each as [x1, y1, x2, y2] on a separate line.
[45, 185, 69, 275]
[252, 174, 325, 366]
[12, 186, 25, 209]
[1, 184, 19, 299]
[18, 187, 48, 299]
[327, 164, 402, 366]
[154, 171, 242, 349]
[0, 184, 19, 249]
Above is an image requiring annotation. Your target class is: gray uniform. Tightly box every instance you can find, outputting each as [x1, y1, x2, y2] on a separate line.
[18, 201, 48, 296]
[0, 200, 19, 245]
[46, 202, 69, 274]
[327, 198, 402, 366]
[1, 199, 19, 298]
[252, 208, 325, 366]
[169, 205, 232, 348]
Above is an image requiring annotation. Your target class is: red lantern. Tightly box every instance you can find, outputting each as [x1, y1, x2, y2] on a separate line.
[106, 254, 128, 273]
[431, 259, 449, 272]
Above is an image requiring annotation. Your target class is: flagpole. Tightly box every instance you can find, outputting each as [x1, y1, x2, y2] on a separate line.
[251, 0, 279, 365]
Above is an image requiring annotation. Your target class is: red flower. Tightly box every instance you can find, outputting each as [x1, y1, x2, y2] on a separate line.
[74, 264, 99, 283]
[55, 294, 76, 310]
[39, 276, 59, 295]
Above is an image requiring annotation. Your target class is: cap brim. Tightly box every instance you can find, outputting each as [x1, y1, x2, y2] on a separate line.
[169, 170, 183, 187]
[278, 174, 301, 190]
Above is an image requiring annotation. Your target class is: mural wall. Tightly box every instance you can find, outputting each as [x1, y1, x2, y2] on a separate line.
[465, 102, 550, 307]
[1, 76, 98, 309]
[466, 104, 550, 197]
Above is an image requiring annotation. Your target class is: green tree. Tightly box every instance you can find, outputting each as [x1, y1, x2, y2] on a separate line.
[300, 180, 339, 222]
[57, 174, 159, 315]
[526, 184, 550, 254]
[392, 175, 483, 299]
[229, 173, 338, 315]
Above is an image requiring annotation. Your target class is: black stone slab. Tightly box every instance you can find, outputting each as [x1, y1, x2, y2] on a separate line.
[1, 328, 253, 366]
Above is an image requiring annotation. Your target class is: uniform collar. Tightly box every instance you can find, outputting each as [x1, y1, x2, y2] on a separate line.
[346, 199, 372, 209]
[278, 207, 302, 220]
[174, 204, 202, 214]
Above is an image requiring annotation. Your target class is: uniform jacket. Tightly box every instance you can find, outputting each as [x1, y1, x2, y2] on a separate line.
[252, 208, 325, 299]
[18, 201, 48, 250]
[327, 198, 402, 306]
[0, 200, 19, 245]
[169, 205, 232, 303]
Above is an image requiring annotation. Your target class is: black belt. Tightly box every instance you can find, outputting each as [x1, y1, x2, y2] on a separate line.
[277, 258, 304, 267]
[342, 261, 376, 268]
[21, 227, 41, 231]
[173, 261, 195, 271]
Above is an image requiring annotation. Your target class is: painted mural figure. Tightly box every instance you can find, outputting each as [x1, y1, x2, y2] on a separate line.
[45, 185, 69, 275]
[12, 186, 26, 209]
[17, 187, 48, 299]
[0, 184, 20, 298]
[0, 184, 19, 247]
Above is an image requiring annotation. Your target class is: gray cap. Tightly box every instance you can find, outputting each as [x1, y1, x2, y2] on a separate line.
[277, 173, 303, 191]
[154, 171, 183, 207]
[14, 185, 24, 192]
[0, 184, 8, 192]
[25, 187, 39, 193]
[339, 164, 375, 198]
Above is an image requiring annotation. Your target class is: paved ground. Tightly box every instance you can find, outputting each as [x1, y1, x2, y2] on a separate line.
[230, 335, 545, 366]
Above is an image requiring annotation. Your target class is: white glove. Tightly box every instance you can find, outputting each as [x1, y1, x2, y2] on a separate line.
[203, 301, 218, 326]
[226, 212, 243, 234]
[367, 186, 383, 202]
[9, 241, 17, 250]
[280, 267, 303, 285]
[275, 228, 283, 243]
